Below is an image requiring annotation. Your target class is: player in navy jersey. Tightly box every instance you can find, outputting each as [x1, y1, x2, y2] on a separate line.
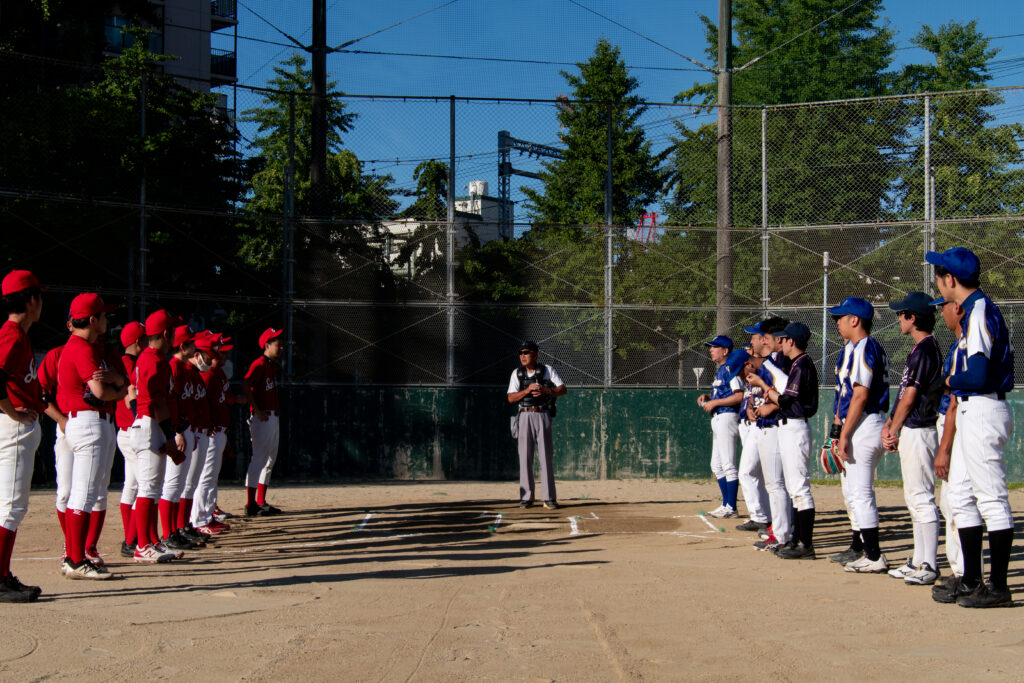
[927, 247, 1015, 608]
[827, 297, 891, 573]
[735, 324, 771, 533]
[746, 322, 818, 559]
[881, 292, 943, 585]
[697, 335, 743, 518]
[931, 296, 965, 591]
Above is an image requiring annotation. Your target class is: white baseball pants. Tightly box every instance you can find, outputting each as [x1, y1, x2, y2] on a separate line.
[935, 414, 962, 576]
[756, 425, 791, 543]
[54, 424, 72, 513]
[839, 413, 884, 530]
[778, 418, 814, 512]
[948, 395, 1013, 531]
[193, 429, 227, 527]
[130, 416, 168, 500]
[738, 421, 770, 524]
[710, 412, 739, 481]
[246, 414, 280, 488]
[897, 426, 939, 524]
[182, 430, 209, 499]
[0, 415, 40, 531]
[117, 428, 138, 506]
[92, 420, 118, 512]
[161, 427, 195, 502]
[64, 412, 114, 513]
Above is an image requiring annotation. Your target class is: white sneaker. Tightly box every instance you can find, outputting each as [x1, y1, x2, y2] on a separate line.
[904, 562, 939, 586]
[887, 561, 916, 579]
[707, 505, 729, 518]
[844, 553, 889, 573]
[134, 544, 175, 564]
[65, 560, 112, 580]
[59, 558, 74, 576]
[155, 541, 184, 560]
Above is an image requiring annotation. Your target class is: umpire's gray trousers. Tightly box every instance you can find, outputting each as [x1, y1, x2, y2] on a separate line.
[518, 411, 556, 503]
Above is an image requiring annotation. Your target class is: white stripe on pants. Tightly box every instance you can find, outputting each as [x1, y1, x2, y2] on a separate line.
[756, 425, 791, 543]
[737, 421, 770, 523]
[949, 396, 1013, 531]
[898, 426, 939, 524]
[161, 428, 195, 502]
[54, 425, 72, 512]
[130, 417, 168, 500]
[193, 430, 226, 527]
[710, 412, 739, 481]
[778, 419, 814, 511]
[246, 415, 280, 488]
[839, 413, 884, 530]
[0, 415, 40, 530]
[117, 428, 138, 506]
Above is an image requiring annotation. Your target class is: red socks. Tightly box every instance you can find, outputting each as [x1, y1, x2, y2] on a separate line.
[85, 509, 105, 551]
[134, 498, 155, 548]
[66, 509, 89, 564]
[256, 484, 268, 506]
[178, 498, 193, 530]
[158, 499, 173, 539]
[121, 503, 135, 544]
[246, 486, 257, 507]
[0, 526, 14, 577]
[56, 508, 66, 536]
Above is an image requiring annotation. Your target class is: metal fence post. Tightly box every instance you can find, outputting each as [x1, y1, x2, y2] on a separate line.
[923, 95, 931, 292]
[822, 250, 829, 375]
[447, 95, 456, 386]
[284, 93, 296, 381]
[604, 103, 613, 387]
[761, 106, 769, 315]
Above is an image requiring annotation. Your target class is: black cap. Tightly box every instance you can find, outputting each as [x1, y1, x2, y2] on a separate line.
[888, 291, 934, 317]
[519, 340, 539, 352]
[776, 321, 811, 347]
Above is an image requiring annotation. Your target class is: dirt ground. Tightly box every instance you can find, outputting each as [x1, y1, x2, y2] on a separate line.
[2, 480, 1023, 682]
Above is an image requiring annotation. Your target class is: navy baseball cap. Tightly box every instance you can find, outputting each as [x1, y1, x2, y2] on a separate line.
[776, 321, 811, 347]
[925, 247, 980, 281]
[519, 340, 539, 352]
[930, 296, 946, 307]
[888, 291, 934, 317]
[742, 321, 765, 334]
[704, 335, 733, 349]
[723, 349, 750, 380]
[829, 297, 874, 321]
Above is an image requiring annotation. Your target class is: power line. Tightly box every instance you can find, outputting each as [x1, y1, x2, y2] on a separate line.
[735, 0, 867, 73]
[334, 0, 462, 50]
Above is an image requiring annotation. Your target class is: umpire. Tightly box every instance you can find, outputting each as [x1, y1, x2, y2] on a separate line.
[508, 341, 567, 509]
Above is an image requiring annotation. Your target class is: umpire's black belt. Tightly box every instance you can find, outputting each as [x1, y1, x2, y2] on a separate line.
[519, 406, 551, 412]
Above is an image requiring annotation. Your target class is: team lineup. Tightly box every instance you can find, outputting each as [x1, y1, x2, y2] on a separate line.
[697, 246, 1015, 608]
[0, 271, 285, 600]
[0, 245, 1015, 608]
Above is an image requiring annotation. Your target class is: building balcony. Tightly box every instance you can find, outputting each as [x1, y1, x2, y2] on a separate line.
[211, 0, 238, 30]
[210, 48, 236, 83]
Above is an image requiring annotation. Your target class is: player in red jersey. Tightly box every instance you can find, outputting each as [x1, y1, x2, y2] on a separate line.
[177, 331, 212, 544]
[115, 321, 146, 557]
[243, 328, 283, 516]
[36, 323, 72, 559]
[129, 310, 184, 563]
[193, 332, 234, 534]
[159, 325, 200, 551]
[0, 270, 46, 602]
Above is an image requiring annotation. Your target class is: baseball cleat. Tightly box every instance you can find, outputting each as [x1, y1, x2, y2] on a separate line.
[85, 546, 104, 567]
[904, 562, 938, 586]
[956, 584, 1013, 608]
[758, 525, 774, 541]
[213, 506, 234, 520]
[178, 527, 207, 546]
[64, 560, 112, 580]
[162, 533, 195, 551]
[776, 541, 815, 560]
[120, 541, 137, 558]
[708, 504, 736, 518]
[155, 542, 185, 560]
[887, 561, 917, 579]
[196, 523, 228, 535]
[829, 548, 863, 565]
[134, 544, 174, 563]
[735, 519, 768, 532]
[844, 554, 889, 573]
[245, 503, 265, 517]
[542, 500, 560, 510]
[753, 535, 779, 551]
[259, 503, 282, 516]
[1, 575, 41, 602]
[519, 501, 533, 509]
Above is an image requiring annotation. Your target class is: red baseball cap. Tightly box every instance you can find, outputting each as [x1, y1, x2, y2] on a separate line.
[193, 330, 216, 352]
[2, 270, 45, 296]
[173, 324, 195, 348]
[212, 332, 233, 352]
[258, 328, 284, 349]
[68, 292, 116, 320]
[144, 309, 176, 336]
[120, 321, 147, 347]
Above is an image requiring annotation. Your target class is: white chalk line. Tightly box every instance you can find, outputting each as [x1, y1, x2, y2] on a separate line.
[354, 513, 372, 531]
[568, 516, 580, 535]
[492, 513, 503, 531]
[696, 514, 720, 532]
[590, 512, 599, 520]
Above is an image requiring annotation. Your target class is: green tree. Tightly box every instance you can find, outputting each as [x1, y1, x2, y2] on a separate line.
[522, 39, 666, 228]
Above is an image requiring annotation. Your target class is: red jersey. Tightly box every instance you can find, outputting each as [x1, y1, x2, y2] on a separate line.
[245, 355, 279, 412]
[38, 345, 63, 406]
[0, 319, 45, 413]
[169, 356, 196, 426]
[135, 346, 174, 421]
[57, 334, 106, 414]
[115, 354, 137, 429]
[202, 367, 230, 428]
[187, 362, 210, 431]
[95, 339, 119, 420]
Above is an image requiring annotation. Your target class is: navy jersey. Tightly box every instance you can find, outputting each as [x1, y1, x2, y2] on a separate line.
[752, 364, 780, 428]
[951, 291, 1015, 395]
[779, 353, 818, 420]
[893, 335, 942, 428]
[834, 337, 890, 420]
[710, 362, 743, 415]
[937, 339, 959, 416]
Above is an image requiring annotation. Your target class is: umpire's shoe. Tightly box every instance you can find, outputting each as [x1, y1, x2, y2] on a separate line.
[956, 583, 1013, 608]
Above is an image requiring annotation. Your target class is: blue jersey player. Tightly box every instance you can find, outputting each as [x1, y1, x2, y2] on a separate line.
[698, 335, 744, 518]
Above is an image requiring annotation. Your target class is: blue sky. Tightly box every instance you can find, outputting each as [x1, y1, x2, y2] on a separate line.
[212, 1, 1024, 215]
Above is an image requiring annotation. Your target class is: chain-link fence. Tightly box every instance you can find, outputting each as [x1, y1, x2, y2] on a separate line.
[3, 49, 1024, 390]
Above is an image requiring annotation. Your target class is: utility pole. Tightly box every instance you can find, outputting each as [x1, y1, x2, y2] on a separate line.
[310, 0, 328, 218]
[716, 0, 733, 334]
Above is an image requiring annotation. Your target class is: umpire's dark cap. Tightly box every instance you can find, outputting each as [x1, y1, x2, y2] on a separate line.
[888, 291, 934, 317]
[775, 322, 811, 347]
[926, 247, 980, 281]
[829, 296, 874, 321]
[519, 340, 539, 352]
[704, 335, 733, 349]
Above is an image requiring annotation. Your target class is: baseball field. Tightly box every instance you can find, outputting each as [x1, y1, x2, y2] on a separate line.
[3, 480, 1022, 681]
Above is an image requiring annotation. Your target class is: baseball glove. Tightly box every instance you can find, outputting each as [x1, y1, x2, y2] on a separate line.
[819, 440, 844, 475]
